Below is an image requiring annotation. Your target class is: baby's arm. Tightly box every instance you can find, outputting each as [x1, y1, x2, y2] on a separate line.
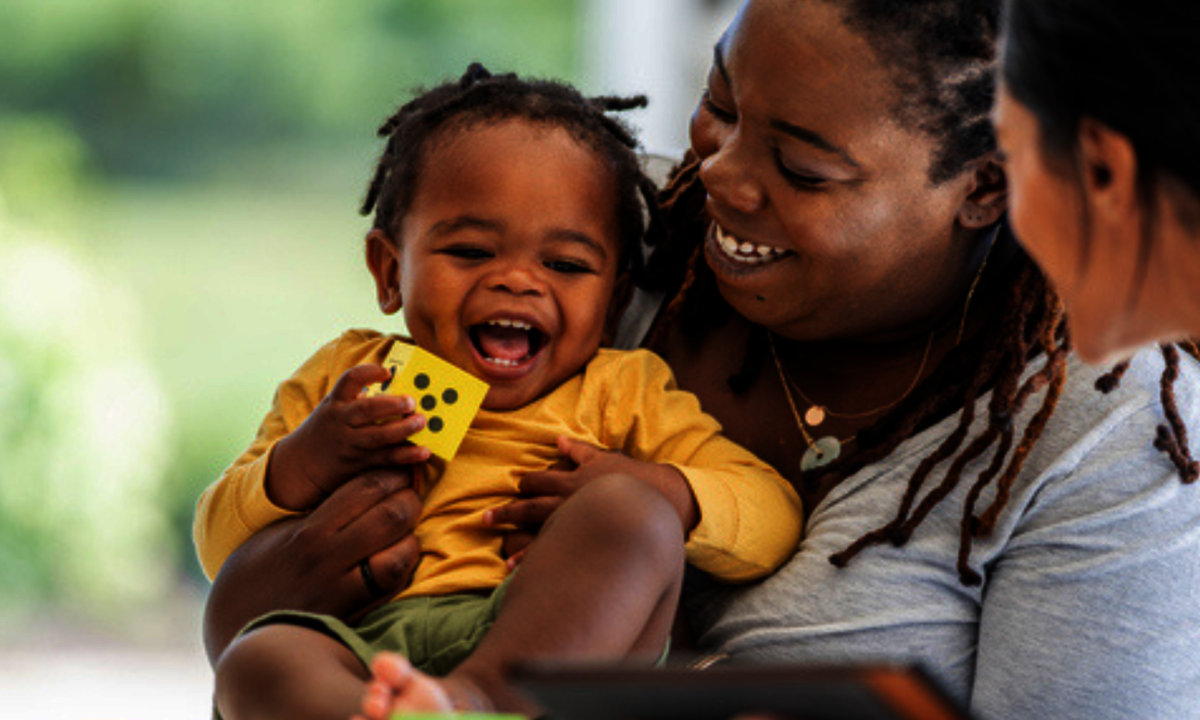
[195, 333, 428, 580]
[267, 364, 430, 511]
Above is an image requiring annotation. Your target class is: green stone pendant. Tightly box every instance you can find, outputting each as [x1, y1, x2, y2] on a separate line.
[801, 436, 842, 471]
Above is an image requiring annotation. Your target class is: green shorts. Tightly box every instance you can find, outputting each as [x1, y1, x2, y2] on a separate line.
[242, 576, 512, 677]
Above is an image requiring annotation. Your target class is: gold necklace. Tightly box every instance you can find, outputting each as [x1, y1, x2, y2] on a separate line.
[773, 330, 936, 428]
[768, 225, 1001, 471]
[769, 337, 857, 470]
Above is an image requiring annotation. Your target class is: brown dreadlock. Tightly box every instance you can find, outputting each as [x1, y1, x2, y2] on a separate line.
[643, 0, 1200, 586]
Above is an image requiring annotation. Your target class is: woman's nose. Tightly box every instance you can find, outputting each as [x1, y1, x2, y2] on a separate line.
[699, 143, 765, 215]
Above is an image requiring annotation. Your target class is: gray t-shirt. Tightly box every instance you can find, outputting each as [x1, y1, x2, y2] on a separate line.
[685, 348, 1200, 720]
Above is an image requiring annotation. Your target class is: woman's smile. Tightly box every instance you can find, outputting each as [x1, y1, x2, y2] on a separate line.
[711, 223, 790, 266]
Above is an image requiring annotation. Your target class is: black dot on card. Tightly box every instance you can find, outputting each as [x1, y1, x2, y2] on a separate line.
[420, 394, 437, 411]
[442, 388, 458, 404]
[428, 416, 444, 433]
[414, 373, 431, 389]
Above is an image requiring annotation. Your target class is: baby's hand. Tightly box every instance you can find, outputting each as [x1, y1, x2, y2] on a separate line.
[267, 364, 432, 510]
[489, 437, 698, 567]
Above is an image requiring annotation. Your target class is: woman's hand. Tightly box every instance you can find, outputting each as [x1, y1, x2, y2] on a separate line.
[202, 465, 422, 664]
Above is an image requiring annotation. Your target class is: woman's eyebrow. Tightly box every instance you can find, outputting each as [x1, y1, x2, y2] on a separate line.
[714, 44, 732, 86]
[770, 118, 862, 171]
[713, 44, 861, 172]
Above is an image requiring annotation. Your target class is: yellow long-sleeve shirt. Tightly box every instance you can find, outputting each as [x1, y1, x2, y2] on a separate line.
[194, 330, 802, 598]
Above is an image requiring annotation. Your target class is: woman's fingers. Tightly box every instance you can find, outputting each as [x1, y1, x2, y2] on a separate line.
[486, 495, 562, 527]
[310, 466, 416, 534]
[335, 475, 423, 557]
[348, 534, 423, 622]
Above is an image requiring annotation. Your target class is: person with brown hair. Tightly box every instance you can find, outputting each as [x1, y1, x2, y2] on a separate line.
[202, 2, 1200, 718]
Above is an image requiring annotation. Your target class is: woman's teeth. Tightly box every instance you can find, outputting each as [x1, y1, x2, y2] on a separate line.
[715, 225, 785, 265]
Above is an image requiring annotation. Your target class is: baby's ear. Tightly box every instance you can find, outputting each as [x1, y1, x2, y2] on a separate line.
[366, 229, 403, 314]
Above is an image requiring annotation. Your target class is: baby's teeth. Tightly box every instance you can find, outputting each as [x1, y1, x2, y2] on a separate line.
[488, 319, 532, 330]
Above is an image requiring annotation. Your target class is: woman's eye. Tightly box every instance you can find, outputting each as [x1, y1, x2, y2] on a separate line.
[776, 157, 828, 190]
[702, 89, 737, 123]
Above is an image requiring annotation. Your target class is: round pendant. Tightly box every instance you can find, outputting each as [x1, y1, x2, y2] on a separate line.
[800, 436, 842, 471]
[804, 405, 826, 427]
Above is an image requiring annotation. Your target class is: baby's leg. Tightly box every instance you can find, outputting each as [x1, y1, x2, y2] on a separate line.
[215, 623, 373, 720]
[454, 473, 687, 714]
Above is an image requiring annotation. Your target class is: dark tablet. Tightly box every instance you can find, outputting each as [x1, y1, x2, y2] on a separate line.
[514, 660, 973, 720]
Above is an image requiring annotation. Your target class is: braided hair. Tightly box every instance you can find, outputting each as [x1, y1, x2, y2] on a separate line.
[646, 0, 1200, 586]
[361, 62, 663, 301]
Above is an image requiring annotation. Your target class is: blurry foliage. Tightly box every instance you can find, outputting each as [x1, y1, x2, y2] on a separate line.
[0, 217, 173, 623]
[0, 0, 580, 178]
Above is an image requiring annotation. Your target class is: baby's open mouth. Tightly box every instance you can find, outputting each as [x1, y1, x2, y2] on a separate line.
[469, 319, 547, 367]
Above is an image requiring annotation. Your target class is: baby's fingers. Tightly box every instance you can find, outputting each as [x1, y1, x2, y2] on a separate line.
[486, 496, 561, 527]
[331, 364, 392, 402]
[354, 413, 428, 448]
[347, 394, 416, 428]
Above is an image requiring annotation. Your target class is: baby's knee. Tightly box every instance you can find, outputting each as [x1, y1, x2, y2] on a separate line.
[214, 625, 294, 713]
[561, 474, 686, 562]
[215, 623, 362, 718]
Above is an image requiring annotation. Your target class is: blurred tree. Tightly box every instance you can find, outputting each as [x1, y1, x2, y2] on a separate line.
[0, 0, 579, 178]
[0, 218, 173, 623]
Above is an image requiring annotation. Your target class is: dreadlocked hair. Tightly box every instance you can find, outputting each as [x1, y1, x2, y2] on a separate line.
[361, 62, 664, 308]
[643, 0, 1200, 585]
[652, 163, 1200, 585]
[836, 0, 1001, 184]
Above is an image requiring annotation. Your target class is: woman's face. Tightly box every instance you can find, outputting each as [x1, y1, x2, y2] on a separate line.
[690, 0, 980, 343]
[994, 86, 1197, 363]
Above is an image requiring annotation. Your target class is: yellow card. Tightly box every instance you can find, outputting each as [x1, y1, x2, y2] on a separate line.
[363, 342, 489, 461]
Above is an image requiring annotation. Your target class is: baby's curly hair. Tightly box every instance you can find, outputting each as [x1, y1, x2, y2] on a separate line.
[361, 62, 663, 288]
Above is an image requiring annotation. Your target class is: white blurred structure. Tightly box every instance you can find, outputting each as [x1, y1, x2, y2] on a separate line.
[583, 0, 740, 157]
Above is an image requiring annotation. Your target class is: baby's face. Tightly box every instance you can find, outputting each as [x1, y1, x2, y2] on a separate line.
[373, 119, 623, 411]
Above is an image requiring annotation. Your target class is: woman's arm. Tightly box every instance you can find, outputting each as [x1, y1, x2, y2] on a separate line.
[202, 466, 422, 664]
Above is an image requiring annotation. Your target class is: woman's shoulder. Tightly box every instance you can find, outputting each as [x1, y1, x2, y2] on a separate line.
[1027, 346, 1200, 469]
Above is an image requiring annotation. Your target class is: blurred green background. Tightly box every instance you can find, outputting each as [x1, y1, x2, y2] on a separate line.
[0, 0, 582, 638]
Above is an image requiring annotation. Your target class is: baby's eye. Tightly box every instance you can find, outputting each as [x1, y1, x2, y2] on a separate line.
[440, 246, 493, 260]
[545, 259, 596, 275]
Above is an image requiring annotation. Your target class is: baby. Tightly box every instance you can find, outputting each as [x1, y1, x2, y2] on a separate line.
[194, 64, 802, 719]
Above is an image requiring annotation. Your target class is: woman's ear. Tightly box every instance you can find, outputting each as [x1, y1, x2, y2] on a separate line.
[957, 152, 1009, 228]
[366, 229, 403, 315]
[1077, 117, 1138, 224]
